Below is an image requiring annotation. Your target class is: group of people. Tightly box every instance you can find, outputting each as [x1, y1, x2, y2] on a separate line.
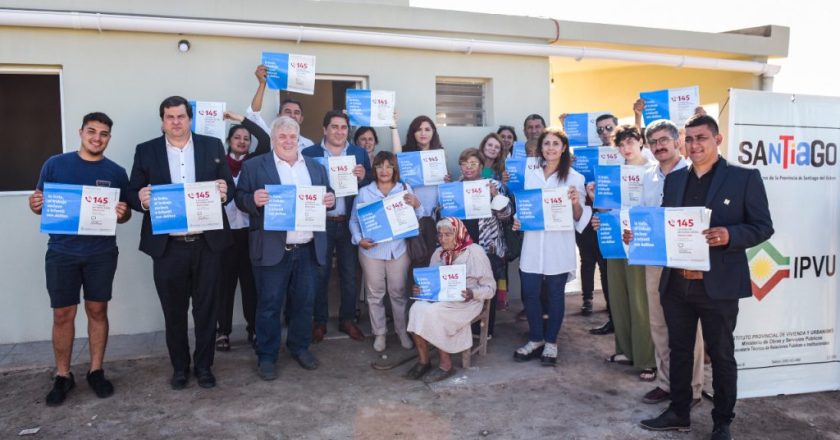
[28, 65, 773, 440]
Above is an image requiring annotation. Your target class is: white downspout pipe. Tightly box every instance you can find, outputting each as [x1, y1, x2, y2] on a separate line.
[0, 9, 781, 76]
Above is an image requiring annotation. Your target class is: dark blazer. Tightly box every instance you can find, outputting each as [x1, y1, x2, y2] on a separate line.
[126, 134, 234, 259]
[659, 157, 774, 300]
[301, 141, 373, 211]
[234, 152, 333, 267]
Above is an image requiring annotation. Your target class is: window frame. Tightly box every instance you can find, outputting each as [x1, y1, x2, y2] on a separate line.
[435, 76, 490, 128]
[0, 66, 66, 196]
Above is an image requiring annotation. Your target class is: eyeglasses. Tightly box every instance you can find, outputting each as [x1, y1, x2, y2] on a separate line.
[374, 165, 395, 170]
[596, 125, 614, 135]
[648, 136, 674, 147]
[460, 161, 482, 169]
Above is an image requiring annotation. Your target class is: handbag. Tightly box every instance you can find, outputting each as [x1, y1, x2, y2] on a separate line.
[402, 183, 437, 266]
[503, 220, 523, 262]
[407, 216, 437, 266]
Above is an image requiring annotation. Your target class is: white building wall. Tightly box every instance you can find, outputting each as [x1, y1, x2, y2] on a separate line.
[0, 26, 549, 343]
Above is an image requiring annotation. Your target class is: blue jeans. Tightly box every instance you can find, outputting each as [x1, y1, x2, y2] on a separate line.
[313, 219, 359, 323]
[253, 244, 318, 363]
[520, 271, 569, 343]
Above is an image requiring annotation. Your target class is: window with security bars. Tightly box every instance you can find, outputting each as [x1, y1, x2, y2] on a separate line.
[435, 78, 487, 127]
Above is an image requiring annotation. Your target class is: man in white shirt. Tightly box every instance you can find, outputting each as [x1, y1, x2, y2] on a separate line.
[234, 116, 336, 381]
[127, 96, 234, 390]
[627, 119, 706, 407]
[246, 64, 315, 149]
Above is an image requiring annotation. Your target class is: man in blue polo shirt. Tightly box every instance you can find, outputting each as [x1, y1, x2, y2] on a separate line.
[28, 112, 131, 406]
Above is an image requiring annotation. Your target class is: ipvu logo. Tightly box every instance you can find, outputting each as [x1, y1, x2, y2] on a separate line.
[747, 241, 836, 301]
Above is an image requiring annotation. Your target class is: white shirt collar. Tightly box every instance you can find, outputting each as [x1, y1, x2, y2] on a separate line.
[273, 149, 305, 167]
[165, 135, 193, 151]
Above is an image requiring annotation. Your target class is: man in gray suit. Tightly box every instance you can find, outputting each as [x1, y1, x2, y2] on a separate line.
[235, 116, 336, 380]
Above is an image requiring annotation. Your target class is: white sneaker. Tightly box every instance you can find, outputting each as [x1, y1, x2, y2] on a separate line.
[397, 332, 414, 349]
[373, 335, 386, 352]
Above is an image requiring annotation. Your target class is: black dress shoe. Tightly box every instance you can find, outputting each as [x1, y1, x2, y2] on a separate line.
[46, 372, 75, 407]
[292, 350, 320, 370]
[589, 320, 614, 335]
[639, 407, 691, 432]
[170, 370, 189, 390]
[711, 423, 732, 440]
[581, 299, 593, 316]
[194, 368, 216, 389]
[86, 369, 114, 398]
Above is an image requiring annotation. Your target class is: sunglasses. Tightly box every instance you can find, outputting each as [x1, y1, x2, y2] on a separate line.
[596, 125, 615, 135]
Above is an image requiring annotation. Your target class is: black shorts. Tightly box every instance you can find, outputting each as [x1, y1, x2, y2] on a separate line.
[45, 248, 119, 308]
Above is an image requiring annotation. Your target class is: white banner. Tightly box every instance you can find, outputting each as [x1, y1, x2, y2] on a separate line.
[727, 89, 840, 397]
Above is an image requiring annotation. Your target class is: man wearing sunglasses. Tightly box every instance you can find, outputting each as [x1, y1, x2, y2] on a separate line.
[584, 113, 619, 335]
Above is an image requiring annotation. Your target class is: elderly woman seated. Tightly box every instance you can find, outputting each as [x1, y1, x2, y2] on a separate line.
[405, 217, 496, 383]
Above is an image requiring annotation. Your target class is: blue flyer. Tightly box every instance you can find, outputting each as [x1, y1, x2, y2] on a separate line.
[346, 89, 395, 127]
[640, 86, 699, 126]
[438, 180, 491, 220]
[564, 112, 608, 146]
[397, 152, 423, 187]
[261, 52, 290, 90]
[41, 183, 82, 235]
[514, 187, 573, 231]
[627, 206, 666, 266]
[505, 158, 527, 193]
[264, 185, 298, 231]
[261, 52, 316, 94]
[396, 150, 447, 187]
[438, 182, 466, 219]
[345, 89, 371, 126]
[41, 183, 120, 236]
[593, 165, 621, 209]
[356, 191, 419, 243]
[510, 141, 528, 159]
[627, 206, 711, 270]
[412, 265, 467, 302]
[150, 183, 189, 235]
[596, 210, 627, 259]
[571, 147, 599, 183]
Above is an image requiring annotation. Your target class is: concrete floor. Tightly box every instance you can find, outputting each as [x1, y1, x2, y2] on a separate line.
[1, 295, 839, 439]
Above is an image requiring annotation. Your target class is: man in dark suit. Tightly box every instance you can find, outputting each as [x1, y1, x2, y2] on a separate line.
[126, 96, 234, 390]
[640, 115, 774, 440]
[235, 116, 336, 380]
[303, 110, 372, 343]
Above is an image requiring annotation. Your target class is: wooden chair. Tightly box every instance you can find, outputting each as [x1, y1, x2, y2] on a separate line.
[462, 299, 491, 368]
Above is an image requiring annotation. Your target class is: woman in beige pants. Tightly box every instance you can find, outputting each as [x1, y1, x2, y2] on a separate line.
[350, 151, 422, 352]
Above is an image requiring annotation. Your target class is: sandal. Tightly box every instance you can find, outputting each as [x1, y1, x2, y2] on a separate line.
[403, 362, 431, 380]
[422, 367, 456, 384]
[639, 367, 657, 382]
[215, 334, 230, 352]
[605, 353, 632, 365]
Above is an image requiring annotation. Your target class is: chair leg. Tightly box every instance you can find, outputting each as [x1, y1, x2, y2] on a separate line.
[479, 317, 489, 356]
[462, 348, 471, 368]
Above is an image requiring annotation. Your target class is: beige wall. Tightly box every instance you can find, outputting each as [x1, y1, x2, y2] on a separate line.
[550, 65, 759, 126]
[0, 26, 548, 343]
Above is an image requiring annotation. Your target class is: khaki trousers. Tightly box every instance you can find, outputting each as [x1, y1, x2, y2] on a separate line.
[359, 251, 410, 336]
